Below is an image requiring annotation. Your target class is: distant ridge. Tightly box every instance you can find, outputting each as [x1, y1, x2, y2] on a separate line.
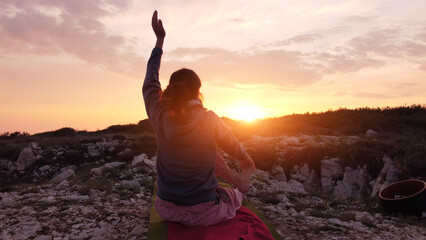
[1, 105, 425, 139]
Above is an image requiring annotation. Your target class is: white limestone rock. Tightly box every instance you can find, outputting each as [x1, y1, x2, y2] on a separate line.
[19, 221, 42, 238]
[252, 169, 270, 183]
[370, 155, 400, 198]
[143, 158, 156, 169]
[28, 142, 39, 149]
[365, 129, 377, 137]
[16, 147, 35, 171]
[41, 196, 56, 203]
[334, 166, 368, 199]
[51, 169, 75, 183]
[271, 165, 287, 181]
[56, 180, 70, 190]
[39, 165, 51, 173]
[269, 179, 307, 194]
[2, 196, 16, 208]
[300, 163, 311, 179]
[320, 158, 343, 193]
[130, 225, 145, 235]
[91, 161, 126, 176]
[355, 211, 374, 225]
[87, 145, 101, 157]
[118, 180, 141, 189]
[328, 218, 344, 226]
[34, 236, 52, 240]
[131, 153, 147, 166]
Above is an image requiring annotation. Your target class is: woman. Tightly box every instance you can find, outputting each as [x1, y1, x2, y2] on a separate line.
[143, 11, 256, 227]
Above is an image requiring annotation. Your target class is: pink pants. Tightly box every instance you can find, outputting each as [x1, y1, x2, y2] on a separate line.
[155, 187, 243, 227]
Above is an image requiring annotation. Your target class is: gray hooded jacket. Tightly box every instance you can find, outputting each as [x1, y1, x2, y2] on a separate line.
[143, 48, 248, 205]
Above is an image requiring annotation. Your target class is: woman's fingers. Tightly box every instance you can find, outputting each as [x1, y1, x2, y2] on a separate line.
[152, 10, 158, 27]
[151, 10, 165, 38]
[159, 19, 164, 31]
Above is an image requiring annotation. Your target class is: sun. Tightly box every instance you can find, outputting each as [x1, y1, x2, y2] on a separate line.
[230, 105, 263, 122]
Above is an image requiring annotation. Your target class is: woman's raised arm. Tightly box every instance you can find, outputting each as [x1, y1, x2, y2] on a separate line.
[151, 10, 166, 49]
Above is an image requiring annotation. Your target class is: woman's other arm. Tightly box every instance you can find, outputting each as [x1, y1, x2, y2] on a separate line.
[214, 114, 256, 172]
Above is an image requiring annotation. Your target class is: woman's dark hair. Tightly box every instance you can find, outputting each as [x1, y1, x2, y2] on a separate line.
[162, 68, 202, 119]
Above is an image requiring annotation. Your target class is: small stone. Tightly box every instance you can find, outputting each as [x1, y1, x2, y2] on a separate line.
[365, 129, 377, 137]
[130, 225, 144, 235]
[28, 142, 39, 149]
[355, 211, 374, 225]
[56, 180, 70, 190]
[119, 180, 141, 189]
[253, 169, 270, 183]
[88, 145, 101, 157]
[2, 196, 16, 207]
[93, 228, 108, 236]
[329, 218, 344, 226]
[143, 158, 156, 168]
[41, 196, 55, 203]
[34, 236, 52, 240]
[90, 167, 104, 176]
[12, 234, 27, 240]
[104, 161, 126, 169]
[39, 165, 51, 172]
[132, 153, 147, 166]
[51, 169, 75, 183]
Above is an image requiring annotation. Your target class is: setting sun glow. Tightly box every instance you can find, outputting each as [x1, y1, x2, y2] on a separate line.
[229, 105, 263, 122]
[1, 1, 426, 134]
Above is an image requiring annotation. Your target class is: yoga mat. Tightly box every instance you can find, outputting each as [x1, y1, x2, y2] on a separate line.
[147, 182, 283, 240]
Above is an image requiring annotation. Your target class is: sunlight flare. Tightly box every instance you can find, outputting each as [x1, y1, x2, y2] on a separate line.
[230, 105, 264, 122]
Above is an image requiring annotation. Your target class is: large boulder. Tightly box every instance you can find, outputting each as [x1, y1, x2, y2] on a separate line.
[290, 165, 307, 182]
[271, 165, 287, 181]
[334, 166, 368, 199]
[370, 155, 400, 198]
[320, 158, 343, 193]
[304, 168, 320, 192]
[16, 147, 35, 171]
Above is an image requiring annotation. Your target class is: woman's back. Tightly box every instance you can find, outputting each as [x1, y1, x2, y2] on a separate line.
[154, 105, 219, 205]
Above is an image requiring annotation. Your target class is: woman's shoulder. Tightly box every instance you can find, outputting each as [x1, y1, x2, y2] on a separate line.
[202, 108, 220, 119]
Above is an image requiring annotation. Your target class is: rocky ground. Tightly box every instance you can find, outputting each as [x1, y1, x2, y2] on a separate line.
[1, 134, 425, 239]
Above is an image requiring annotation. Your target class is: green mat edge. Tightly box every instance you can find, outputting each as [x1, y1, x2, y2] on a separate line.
[147, 182, 283, 240]
[147, 182, 168, 240]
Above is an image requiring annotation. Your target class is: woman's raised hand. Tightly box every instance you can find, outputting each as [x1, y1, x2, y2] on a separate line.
[152, 10, 166, 39]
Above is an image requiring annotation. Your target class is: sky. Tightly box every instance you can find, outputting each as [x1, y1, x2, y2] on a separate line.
[1, 0, 426, 134]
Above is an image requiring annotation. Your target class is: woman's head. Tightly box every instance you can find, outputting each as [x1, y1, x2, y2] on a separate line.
[162, 68, 202, 115]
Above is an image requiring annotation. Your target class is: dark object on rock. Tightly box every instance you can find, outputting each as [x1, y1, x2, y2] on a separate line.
[379, 179, 426, 217]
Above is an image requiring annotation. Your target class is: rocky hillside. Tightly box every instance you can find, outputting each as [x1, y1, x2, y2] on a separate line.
[0, 132, 425, 239]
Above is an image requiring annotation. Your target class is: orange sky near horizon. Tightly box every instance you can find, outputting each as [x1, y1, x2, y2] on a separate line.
[1, 0, 426, 134]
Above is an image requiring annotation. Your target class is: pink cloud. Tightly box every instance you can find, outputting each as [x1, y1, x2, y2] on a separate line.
[0, 0, 143, 77]
[162, 47, 322, 87]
